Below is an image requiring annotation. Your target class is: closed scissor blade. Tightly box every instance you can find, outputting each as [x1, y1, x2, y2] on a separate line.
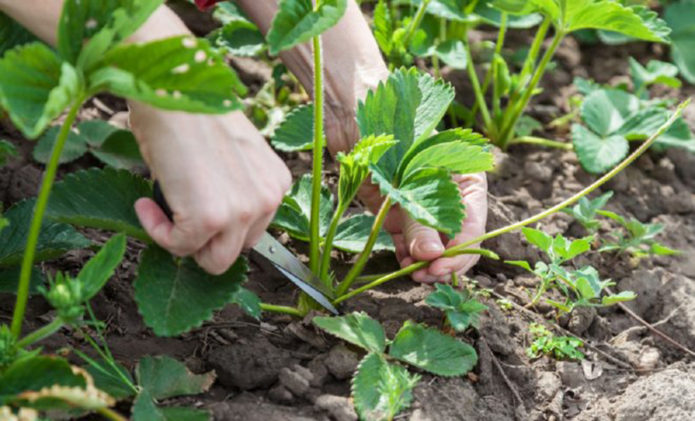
[253, 233, 339, 315]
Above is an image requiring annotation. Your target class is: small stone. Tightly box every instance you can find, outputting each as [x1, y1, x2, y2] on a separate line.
[324, 345, 359, 380]
[268, 384, 294, 404]
[314, 394, 358, 421]
[637, 347, 661, 371]
[279, 367, 310, 397]
[409, 409, 431, 421]
[557, 361, 585, 389]
[307, 356, 330, 387]
[292, 364, 314, 383]
[535, 372, 562, 401]
[525, 161, 553, 182]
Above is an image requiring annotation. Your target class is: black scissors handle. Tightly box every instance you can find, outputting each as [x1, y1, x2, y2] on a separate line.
[153, 181, 174, 222]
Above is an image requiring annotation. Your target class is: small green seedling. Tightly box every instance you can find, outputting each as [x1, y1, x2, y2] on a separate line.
[598, 210, 680, 258]
[561, 191, 614, 233]
[426, 284, 488, 332]
[314, 312, 477, 420]
[526, 323, 584, 361]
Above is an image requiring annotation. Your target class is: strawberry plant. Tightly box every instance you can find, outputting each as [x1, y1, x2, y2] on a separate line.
[598, 210, 681, 258]
[561, 191, 613, 234]
[425, 284, 488, 332]
[526, 322, 585, 360]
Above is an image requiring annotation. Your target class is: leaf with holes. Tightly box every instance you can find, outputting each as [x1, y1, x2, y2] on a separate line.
[209, 19, 265, 57]
[0, 200, 90, 268]
[89, 36, 246, 113]
[352, 353, 419, 421]
[314, 312, 387, 353]
[267, 0, 348, 55]
[134, 245, 250, 336]
[388, 321, 477, 377]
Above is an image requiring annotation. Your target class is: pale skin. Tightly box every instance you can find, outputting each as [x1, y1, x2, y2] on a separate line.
[1, 0, 488, 283]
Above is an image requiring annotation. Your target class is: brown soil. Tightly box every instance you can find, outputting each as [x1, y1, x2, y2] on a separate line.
[2, 16, 695, 421]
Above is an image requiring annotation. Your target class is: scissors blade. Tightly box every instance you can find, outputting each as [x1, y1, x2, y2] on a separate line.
[253, 233, 339, 315]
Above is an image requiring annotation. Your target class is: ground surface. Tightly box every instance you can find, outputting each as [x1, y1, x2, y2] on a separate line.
[2, 11, 695, 421]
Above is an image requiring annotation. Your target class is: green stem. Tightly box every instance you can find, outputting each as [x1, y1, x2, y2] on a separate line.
[319, 202, 348, 283]
[499, 28, 564, 148]
[260, 303, 303, 317]
[402, 0, 431, 48]
[11, 99, 83, 338]
[97, 408, 128, 421]
[472, 12, 508, 121]
[336, 197, 392, 296]
[309, 35, 324, 275]
[465, 38, 494, 134]
[508, 136, 573, 150]
[334, 100, 689, 305]
[16, 318, 63, 349]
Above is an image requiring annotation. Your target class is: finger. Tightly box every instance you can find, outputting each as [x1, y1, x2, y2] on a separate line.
[194, 226, 247, 275]
[392, 233, 408, 263]
[244, 211, 276, 248]
[402, 216, 445, 261]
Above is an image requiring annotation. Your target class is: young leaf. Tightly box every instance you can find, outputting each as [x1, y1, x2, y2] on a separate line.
[267, 0, 348, 55]
[134, 245, 250, 337]
[0, 200, 90, 268]
[522, 227, 552, 254]
[47, 168, 152, 241]
[0, 43, 82, 139]
[664, 2, 695, 84]
[373, 0, 394, 56]
[562, 191, 613, 231]
[333, 214, 395, 253]
[313, 312, 387, 353]
[271, 174, 334, 241]
[388, 321, 477, 377]
[270, 104, 314, 152]
[352, 353, 419, 421]
[231, 288, 262, 320]
[602, 291, 636, 306]
[426, 285, 487, 331]
[77, 233, 127, 301]
[90, 36, 246, 114]
[371, 166, 465, 236]
[136, 356, 215, 400]
[337, 134, 396, 206]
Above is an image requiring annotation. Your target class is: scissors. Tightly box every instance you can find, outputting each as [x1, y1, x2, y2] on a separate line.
[153, 181, 339, 315]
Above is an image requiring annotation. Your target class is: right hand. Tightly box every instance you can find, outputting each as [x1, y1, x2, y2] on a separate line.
[130, 104, 292, 275]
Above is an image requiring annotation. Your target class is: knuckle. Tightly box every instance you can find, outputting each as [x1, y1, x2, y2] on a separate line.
[199, 210, 228, 232]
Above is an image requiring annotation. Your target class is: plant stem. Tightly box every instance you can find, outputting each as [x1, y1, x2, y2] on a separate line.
[11, 99, 83, 338]
[97, 407, 128, 421]
[260, 303, 303, 317]
[471, 12, 508, 121]
[319, 202, 348, 283]
[336, 197, 392, 296]
[465, 39, 494, 134]
[334, 100, 688, 304]
[402, 0, 431, 48]
[499, 28, 564, 148]
[16, 318, 63, 349]
[309, 35, 324, 275]
[508, 136, 573, 150]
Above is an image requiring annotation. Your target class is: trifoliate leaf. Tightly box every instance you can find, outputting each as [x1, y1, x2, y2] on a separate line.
[134, 246, 250, 337]
[572, 124, 628, 174]
[581, 89, 639, 137]
[352, 353, 419, 421]
[270, 104, 314, 152]
[372, 166, 465, 236]
[664, 2, 695, 84]
[314, 312, 387, 353]
[271, 174, 334, 241]
[629, 57, 681, 93]
[209, 20, 265, 57]
[47, 168, 152, 241]
[337, 134, 396, 206]
[136, 356, 215, 400]
[0, 12, 37, 55]
[426, 284, 487, 331]
[267, 0, 348, 55]
[0, 44, 82, 139]
[0, 200, 90, 268]
[90, 36, 246, 113]
[334, 214, 395, 253]
[562, 191, 613, 231]
[77, 233, 127, 301]
[388, 321, 477, 377]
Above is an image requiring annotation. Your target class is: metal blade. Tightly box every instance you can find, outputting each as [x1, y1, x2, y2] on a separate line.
[254, 233, 339, 315]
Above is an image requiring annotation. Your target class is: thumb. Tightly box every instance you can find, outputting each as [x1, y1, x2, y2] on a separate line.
[402, 216, 445, 261]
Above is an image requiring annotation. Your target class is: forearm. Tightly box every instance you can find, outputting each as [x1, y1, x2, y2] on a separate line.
[236, 0, 389, 154]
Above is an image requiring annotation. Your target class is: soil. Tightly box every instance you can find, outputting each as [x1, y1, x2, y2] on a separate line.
[2, 12, 695, 421]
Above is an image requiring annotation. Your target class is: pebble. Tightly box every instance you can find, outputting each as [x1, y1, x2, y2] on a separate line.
[324, 345, 359, 380]
[314, 394, 358, 421]
[279, 367, 311, 397]
[535, 372, 562, 401]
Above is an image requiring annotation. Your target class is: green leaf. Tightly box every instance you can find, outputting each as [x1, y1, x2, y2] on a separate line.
[90, 36, 246, 114]
[132, 389, 210, 421]
[665, 2, 695, 84]
[650, 242, 680, 256]
[90, 129, 144, 169]
[0, 12, 37, 55]
[0, 266, 44, 294]
[0, 43, 82, 139]
[388, 321, 477, 377]
[426, 284, 487, 331]
[474, 3, 543, 28]
[47, 168, 152, 241]
[400, 135, 493, 181]
[33, 126, 89, 164]
[0, 200, 90, 268]
[85, 362, 135, 401]
[136, 356, 215, 400]
[371, 166, 465, 236]
[134, 245, 249, 336]
[357, 68, 454, 180]
[373, 0, 394, 56]
[0, 356, 86, 404]
[270, 104, 314, 152]
[78, 233, 127, 301]
[563, 3, 669, 42]
[267, 0, 348, 55]
[209, 20, 265, 57]
[271, 174, 334, 241]
[601, 291, 636, 305]
[572, 124, 628, 174]
[0, 140, 18, 167]
[435, 40, 468, 69]
[337, 134, 397, 206]
[333, 214, 395, 253]
[231, 288, 262, 320]
[505, 260, 532, 272]
[313, 312, 387, 353]
[398, 128, 487, 178]
[629, 57, 681, 93]
[352, 353, 419, 421]
[581, 89, 639, 137]
[522, 227, 552, 254]
[57, 0, 164, 65]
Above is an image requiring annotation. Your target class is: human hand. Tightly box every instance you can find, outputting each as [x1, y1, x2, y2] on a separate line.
[130, 104, 291, 275]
